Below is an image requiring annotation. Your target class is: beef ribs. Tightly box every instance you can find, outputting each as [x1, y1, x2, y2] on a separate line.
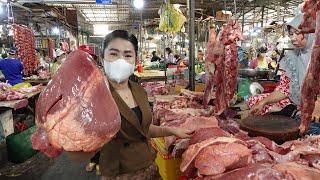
[31, 50, 121, 157]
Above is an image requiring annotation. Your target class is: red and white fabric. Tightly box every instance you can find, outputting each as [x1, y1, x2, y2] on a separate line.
[247, 73, 292, 115]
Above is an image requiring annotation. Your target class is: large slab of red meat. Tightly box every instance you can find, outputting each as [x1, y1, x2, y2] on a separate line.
[163, 116, 219, 148]
[31, 50, 121, 157]
[180, 137, 245, 172]
[300, 10, 320, 134]
[194, 142, 252, 176]
[203, 21, 243, 114]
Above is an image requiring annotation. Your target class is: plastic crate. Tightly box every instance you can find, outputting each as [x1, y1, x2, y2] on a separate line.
[155, 153, 182, 180]
[151, 138, 182, 180]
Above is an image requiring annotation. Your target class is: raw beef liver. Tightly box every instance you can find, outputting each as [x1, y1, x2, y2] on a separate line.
[31, 50, 121, 157]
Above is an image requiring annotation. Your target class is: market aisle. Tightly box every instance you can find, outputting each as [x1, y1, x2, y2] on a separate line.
[0, 152, 99, 180]
[40, 153, 99, 180]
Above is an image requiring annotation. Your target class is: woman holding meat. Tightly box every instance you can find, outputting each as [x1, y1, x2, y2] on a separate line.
[249, 8, 320, 134]
[80, 30, 192, 179]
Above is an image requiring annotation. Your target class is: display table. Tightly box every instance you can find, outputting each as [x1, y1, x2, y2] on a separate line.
[24, 79, 50, 86]
[0, 90, 41, 138]
[134, 70, 166, 83]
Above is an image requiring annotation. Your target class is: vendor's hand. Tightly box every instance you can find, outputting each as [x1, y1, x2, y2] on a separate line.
[249, 101, 266, 115]
[312, 99, 320, 122]
[170, 127, 194, 139]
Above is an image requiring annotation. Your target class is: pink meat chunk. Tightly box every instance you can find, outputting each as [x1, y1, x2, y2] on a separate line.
[189, 127, 231, 145]
[31, 50, 121, 157]
[163, 116, 219, 148]
[194, 143, 252, 176]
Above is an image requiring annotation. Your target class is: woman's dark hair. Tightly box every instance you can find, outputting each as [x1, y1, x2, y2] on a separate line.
[102, 30, 138, 57]
[165, 47, 172, 54]
[152, 51, 156, 55]
[174, 54, 181, 60]
[257, 47, 268, 57]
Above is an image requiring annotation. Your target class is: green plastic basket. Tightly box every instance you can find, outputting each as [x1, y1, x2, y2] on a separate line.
[6, 126, 38, 163]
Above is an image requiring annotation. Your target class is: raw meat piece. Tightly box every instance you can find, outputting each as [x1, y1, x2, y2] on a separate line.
[300, 11, 320, 134]
[189, 127, 231, 145]
[194, 143, 252, 176]
[141, 81, 169, 96]
[180, 137, 245, 172]
[274, 162, 320, 180]
[299, 0, 319, 33]
[31, 50, 121, 157]
[170, 107, 215, 117]
[203, 27, 221, 108]
[12, 24, 39, 75]
[203, 164, 285, 180]
[247, 142, 274, 163]
[17, 85, 43, 93]
[0, 90, 27, 101]
[180, 89, 204, 102]
[203, 21, 243, 114]
[163, 116, 219, 148]
[251, 136, 290, 154]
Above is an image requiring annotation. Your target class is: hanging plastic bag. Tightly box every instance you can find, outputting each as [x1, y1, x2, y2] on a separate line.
[159, 3, 186, 33]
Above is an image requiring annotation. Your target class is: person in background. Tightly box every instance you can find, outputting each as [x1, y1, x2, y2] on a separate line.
[197, 49, 204, 62]
[249, 7, 320, 134]
[164, 47, 176, 64]
[249, 47, 275, 69]
[0, 50, 23, 85]
[150, 51, 161, 62]
[51, 49, 66, 75]
[237, 45, 249, 68]
[37, 50, 49, 69]
[174, 54, 182, 64]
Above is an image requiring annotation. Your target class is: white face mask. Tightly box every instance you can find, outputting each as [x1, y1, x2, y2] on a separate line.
[104, 59, 135, 83]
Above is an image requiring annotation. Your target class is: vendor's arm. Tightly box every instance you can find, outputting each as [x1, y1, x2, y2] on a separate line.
[250, 73, 290, 115]
[250, 90, 288, 115]
[149, 124, 193, 138]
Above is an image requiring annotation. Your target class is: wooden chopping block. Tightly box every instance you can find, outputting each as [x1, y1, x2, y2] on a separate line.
[240, 115, 300, 144]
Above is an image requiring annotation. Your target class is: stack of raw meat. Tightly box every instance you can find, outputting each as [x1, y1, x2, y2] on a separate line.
[153, 90, 218, 156]
[0, 90, 27, 101]
[12, 24, 39, 76]
[299, 0, 320, 134]
[17, 85, 43, 93]
[0, 82, 29, 101]
[203, 21, 243, 115]
[141, 81, 170, 97]
[180, 118, 320, 179]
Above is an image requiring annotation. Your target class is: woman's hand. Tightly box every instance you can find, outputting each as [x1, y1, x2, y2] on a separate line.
[249, 101, 266, 115]
[169, 127, 194, 139]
